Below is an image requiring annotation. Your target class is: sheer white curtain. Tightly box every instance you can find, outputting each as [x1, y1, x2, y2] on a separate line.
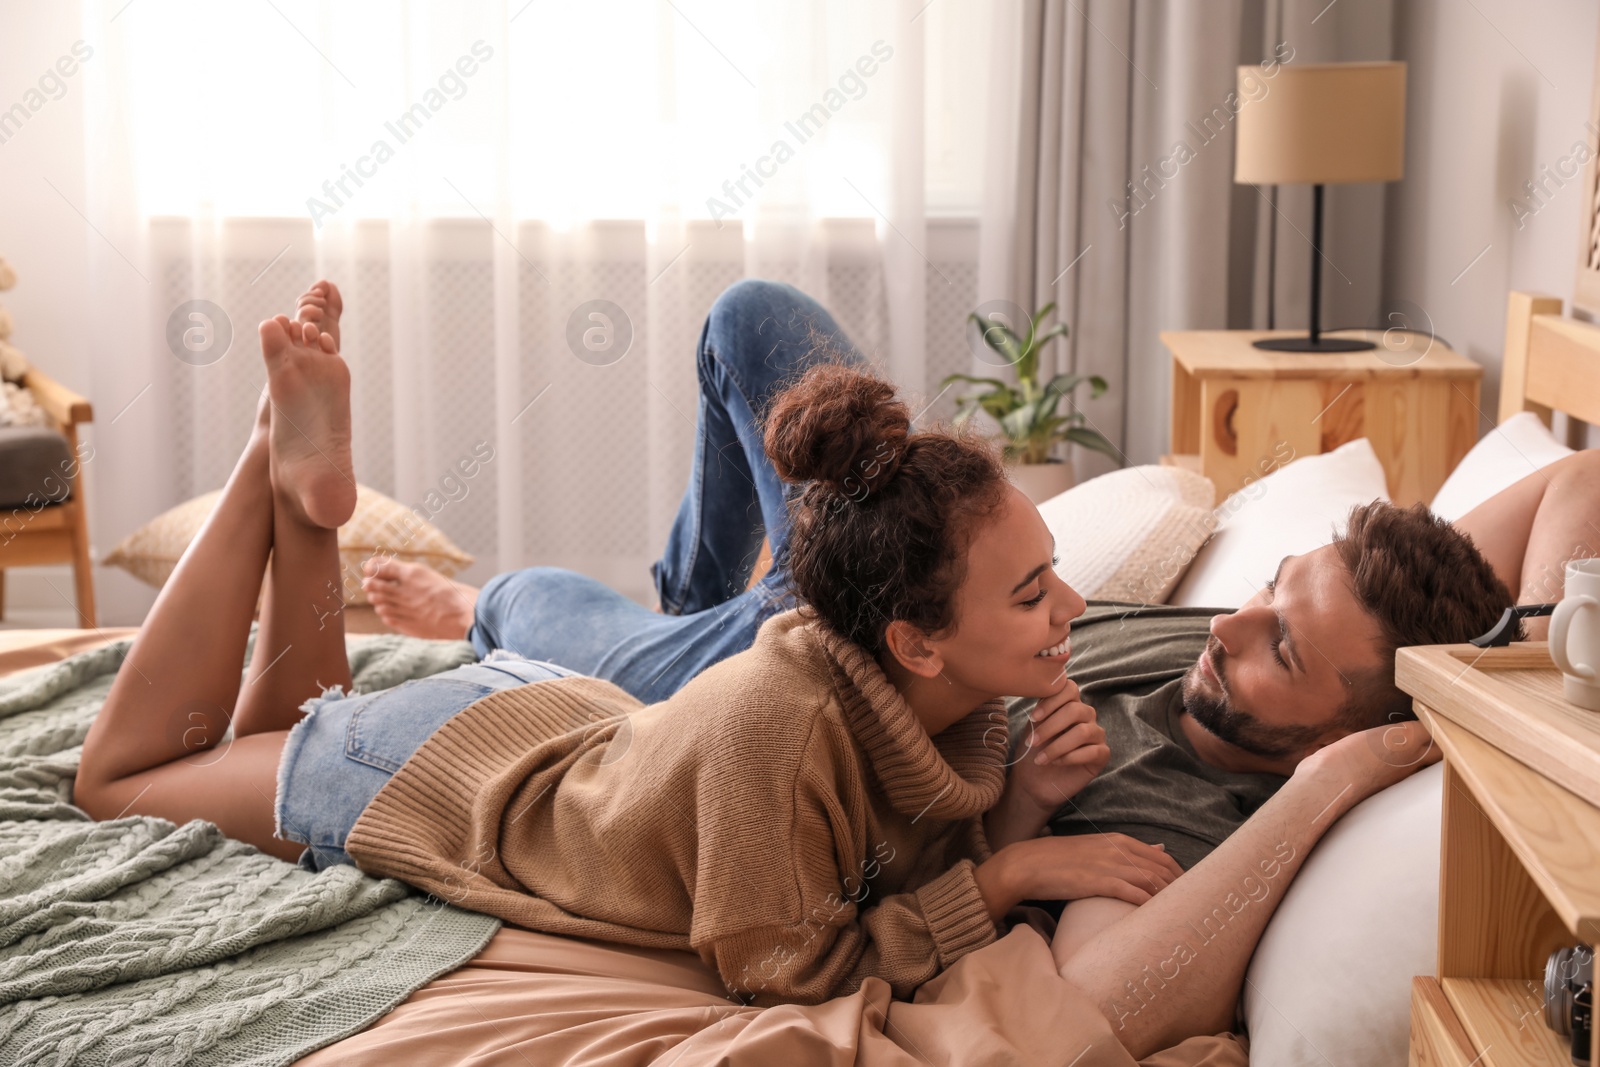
[78, 0, 992, 617]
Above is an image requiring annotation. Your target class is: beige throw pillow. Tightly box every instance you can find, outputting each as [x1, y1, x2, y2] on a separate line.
[105, 484, 473, 606]
[1034, 465, 1217, 604]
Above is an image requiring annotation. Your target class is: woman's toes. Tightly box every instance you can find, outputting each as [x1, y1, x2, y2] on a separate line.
[260, 316, 290, 353]
[297, 280, 343, 350]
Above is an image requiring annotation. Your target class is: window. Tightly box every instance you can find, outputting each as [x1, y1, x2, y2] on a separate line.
[124, 0, 992, 224]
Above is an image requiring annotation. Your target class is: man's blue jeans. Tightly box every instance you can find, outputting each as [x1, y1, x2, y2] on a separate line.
[468, 279, 863, 704]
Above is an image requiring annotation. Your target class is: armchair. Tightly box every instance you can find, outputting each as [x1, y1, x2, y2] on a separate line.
[0, 368, 95, 627]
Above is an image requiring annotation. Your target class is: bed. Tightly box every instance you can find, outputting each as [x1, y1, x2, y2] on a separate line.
[2, 291, 1593, 1067]
[0, 627, 1250, 1067]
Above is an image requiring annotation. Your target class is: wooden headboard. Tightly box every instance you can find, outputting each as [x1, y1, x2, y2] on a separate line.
[1500, 291, 1600, 432]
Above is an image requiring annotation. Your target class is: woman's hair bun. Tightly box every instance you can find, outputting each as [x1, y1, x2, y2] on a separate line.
[764, 363, 909, 494]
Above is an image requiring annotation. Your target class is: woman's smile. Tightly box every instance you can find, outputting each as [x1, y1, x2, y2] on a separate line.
[1034, 634, 1072, 661]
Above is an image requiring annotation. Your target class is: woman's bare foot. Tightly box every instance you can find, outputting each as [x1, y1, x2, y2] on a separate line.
[253, 379, 273, 437]
[361, 557, 478, 640]
[260, 315, 357, 529]
[296, 280, 343, 351]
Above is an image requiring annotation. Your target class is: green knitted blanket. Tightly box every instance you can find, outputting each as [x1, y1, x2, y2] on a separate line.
[0, 634, 501, 1066]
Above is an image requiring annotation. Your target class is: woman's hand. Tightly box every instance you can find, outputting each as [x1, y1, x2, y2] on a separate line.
[1018, 833, 1184, 906]
[974, 833, 1185, 920]
[1011, 678, 1109, 810]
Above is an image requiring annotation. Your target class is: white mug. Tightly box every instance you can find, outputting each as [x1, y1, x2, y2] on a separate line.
[1550, 558, 1600, 711]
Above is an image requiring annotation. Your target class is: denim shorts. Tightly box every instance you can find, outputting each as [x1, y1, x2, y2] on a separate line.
[274, 655, 582, 872]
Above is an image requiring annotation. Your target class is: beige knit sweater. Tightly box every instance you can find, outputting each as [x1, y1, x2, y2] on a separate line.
[345, 609, 1010, 1005]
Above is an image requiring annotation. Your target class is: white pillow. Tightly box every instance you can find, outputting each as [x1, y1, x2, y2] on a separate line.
[1034, 465, 1217, 603]
[1167, 439, 1391, 609]
[1428, 411, 1573, 523]
[1243, 762, 1442, 1067]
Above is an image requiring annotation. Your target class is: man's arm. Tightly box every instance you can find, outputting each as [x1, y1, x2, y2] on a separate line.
[1056, 722, 1439, 1058]
[1450, 449, 1600, 640]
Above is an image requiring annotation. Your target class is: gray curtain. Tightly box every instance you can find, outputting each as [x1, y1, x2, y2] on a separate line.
[979, 0, 1395, 477]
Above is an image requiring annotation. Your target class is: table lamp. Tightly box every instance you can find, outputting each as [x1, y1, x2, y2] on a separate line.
[1235, 61, 1406, 352]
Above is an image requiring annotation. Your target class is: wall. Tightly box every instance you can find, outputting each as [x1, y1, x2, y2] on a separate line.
[1386, 0, 1600, 441]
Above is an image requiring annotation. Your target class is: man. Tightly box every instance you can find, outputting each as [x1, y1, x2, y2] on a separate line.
[1015, 499, 1520, 875]
[1034, 448, 1600, 955]
[358, 277, 1599, 878]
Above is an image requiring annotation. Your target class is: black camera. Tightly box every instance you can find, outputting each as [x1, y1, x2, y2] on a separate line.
[1545, 945, 1594, 1067]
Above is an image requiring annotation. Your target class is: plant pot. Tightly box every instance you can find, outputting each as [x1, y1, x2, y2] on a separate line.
[1007, 459, 1075, 505]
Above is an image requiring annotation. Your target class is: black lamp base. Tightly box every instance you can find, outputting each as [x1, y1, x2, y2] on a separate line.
[1252, 336, 1376, 353]
[1255, 183, 1380, 355]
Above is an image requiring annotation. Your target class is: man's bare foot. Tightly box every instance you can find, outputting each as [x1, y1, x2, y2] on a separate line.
[361, 557, 478, 640]
[296, 280, 343, 352]
[260, 315, 357, 529]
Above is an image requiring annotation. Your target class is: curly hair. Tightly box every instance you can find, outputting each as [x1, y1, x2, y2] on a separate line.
[762, 362, 1011, 656]
[1332, 501, 1516, 730]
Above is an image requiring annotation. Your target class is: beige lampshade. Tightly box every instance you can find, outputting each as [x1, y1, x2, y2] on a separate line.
[1234, 61, 1406, 185]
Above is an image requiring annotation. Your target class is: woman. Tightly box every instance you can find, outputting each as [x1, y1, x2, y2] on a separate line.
[74, 289, 1177, 1008]
[75, 290, 1435, 1053]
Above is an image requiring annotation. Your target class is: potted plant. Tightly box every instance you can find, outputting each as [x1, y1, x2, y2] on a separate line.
[941, 302, 1119, 503]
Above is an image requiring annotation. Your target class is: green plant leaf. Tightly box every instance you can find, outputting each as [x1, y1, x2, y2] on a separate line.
[999, 405, 1037, 443]
[1016, 319, 1068, 393]
[939, 371, 1011, 392]
[1033, 322, 1069, 347]
[1040, 372, 1092, 400]
[963, 303, 1098, 429]
[1030, 302, 1058, 337]
[978, 390, 1020, 418]
[1030, 392, 1063, 422]
[1015, 345, 1039, 390]
[1027, 418, 1068, 454]
[968, 312, 1023, 367]
[1062, 426, 1123, 463]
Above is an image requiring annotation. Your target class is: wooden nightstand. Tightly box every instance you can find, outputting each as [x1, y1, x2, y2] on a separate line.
[1396, 643, 1600, 1067]
[1160, 329, 1482, 507]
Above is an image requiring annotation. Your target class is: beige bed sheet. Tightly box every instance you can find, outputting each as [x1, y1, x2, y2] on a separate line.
[0, 630, 1245, 1066]
[296, 923, 1247, 1066]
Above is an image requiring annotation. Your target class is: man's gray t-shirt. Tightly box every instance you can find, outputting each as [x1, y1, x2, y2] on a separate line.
[1007, 601, 1287, 873]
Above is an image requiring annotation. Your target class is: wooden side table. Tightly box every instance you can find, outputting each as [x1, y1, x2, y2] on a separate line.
[1160, 329, 1482, 507]
[1396, 643, 1600, 1067]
